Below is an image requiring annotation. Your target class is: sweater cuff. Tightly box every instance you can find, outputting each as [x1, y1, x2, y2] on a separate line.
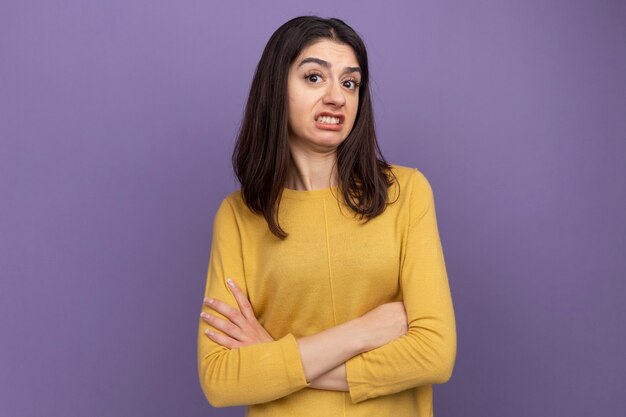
[346, 354, 368, 403]
[278, 333, 309, 389]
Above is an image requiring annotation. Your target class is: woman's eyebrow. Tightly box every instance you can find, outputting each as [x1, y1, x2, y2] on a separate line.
[298, 57, 361, 74]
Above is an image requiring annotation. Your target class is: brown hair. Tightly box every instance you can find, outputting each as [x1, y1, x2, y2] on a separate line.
[232, 16, 395, 238]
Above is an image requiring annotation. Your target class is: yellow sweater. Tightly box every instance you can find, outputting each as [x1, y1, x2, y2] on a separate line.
[197, 165, 456, 416]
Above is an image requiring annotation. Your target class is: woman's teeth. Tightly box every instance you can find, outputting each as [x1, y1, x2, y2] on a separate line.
[317, 116, 341, 124]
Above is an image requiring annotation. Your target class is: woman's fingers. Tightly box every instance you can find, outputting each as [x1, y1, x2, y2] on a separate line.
[226, 278, 255, 320]
[201, 312, 244, 340]
[203, 297, 248, 329]
[226, 278, 273, 342]
[201, 277, 275, 347]
[204, 328, 241, 349]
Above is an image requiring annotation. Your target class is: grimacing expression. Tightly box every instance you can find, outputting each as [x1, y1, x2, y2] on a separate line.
[286, 40, 361, 153]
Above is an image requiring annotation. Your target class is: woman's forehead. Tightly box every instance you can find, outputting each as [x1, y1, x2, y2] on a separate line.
[295, 39, 359, 66]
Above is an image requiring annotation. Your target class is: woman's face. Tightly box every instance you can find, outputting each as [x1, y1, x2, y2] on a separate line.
[286, 39, 361, 153]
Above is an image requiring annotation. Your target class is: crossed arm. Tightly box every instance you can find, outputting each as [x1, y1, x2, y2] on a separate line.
[198, 171, 456, 406]
[201, 277, 408, 391]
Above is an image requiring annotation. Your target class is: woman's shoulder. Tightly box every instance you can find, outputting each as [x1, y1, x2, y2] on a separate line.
[388, 163, 433, 196]
[386, 164, 437, 224]
[219, 189, 268, 221]
[212, 189, 266, 231]
[218, 189, 249, 215]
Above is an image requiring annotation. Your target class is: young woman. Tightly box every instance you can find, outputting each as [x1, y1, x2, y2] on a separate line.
[197, 16, 456, 416]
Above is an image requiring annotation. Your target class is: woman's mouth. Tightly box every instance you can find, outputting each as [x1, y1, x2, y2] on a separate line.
[316, 116, 341, 125]
[315, 113, 344, 131]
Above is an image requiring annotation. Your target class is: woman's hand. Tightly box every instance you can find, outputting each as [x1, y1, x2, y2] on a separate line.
[355, 301, 408, 352]
[306, 302, 408, 391]
[201, 278, 274, 348]
[296, 301, 408, 383]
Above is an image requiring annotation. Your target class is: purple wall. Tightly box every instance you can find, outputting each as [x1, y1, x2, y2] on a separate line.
[1, 1, 625, 416]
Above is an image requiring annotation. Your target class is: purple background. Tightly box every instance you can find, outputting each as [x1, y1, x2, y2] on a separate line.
[1, 1, 625, 416]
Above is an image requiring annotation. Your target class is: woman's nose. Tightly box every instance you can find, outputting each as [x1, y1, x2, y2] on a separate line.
[322, 81, 346, 107]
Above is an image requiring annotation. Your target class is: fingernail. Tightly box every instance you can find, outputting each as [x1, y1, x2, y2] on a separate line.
[204, 297, 214, 304]
[200, 312, 208, 320]
[226, 278, 234, 288]
[205, 329, 214, 336]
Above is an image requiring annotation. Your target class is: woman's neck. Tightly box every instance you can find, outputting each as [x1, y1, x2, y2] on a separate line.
[285, 149, 338, 191]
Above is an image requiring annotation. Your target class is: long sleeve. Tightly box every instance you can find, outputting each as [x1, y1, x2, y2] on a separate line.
[345, 169, 457, 403]
[197, 198, 309, 407]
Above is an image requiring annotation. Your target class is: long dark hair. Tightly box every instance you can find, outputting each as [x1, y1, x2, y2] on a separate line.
[232, 16, 395, 239]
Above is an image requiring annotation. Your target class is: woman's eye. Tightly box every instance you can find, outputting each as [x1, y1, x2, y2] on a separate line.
[305, 74, 323, 83]
[343, 80, 360, 90]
